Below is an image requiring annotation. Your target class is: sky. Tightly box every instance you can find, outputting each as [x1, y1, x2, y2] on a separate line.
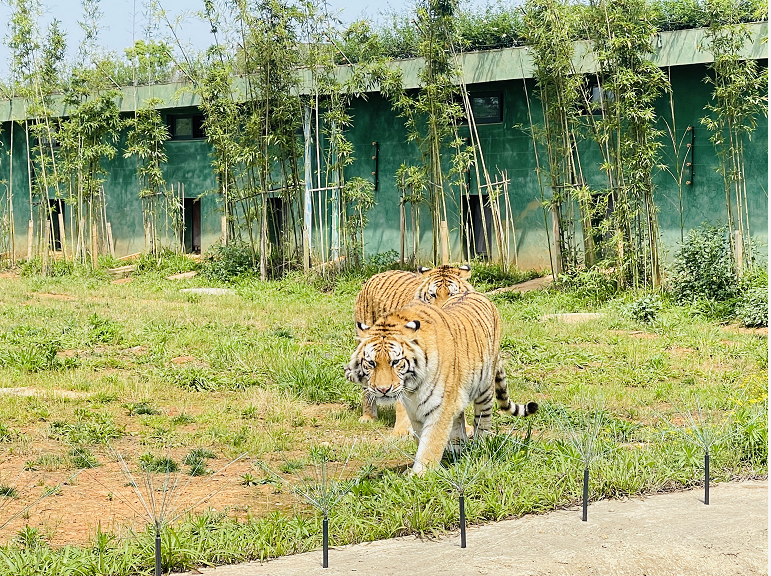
[0, 0, 421, 78]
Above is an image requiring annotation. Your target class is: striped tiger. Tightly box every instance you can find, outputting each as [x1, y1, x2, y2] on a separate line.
[346, 291, 538, 474]
[353, 265, 474, 434]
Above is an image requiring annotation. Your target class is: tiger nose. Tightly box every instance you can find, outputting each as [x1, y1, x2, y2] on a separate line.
[376, 385, 392, 395]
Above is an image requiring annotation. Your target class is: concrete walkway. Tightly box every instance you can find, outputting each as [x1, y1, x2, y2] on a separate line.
[181, 480, 768, 576]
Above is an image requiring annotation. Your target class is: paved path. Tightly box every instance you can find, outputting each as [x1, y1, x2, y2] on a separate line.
[182, 480, 768, 576]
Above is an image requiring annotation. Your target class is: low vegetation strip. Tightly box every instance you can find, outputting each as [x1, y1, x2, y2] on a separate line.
[0, 261, 765, 575]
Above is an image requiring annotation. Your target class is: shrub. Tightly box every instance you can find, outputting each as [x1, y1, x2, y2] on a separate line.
[624, 293, 663, 324]
[200, 242, 257, 282]
[556, 266, 619, 304]
[139, 453, 180, 474]
[736, 287, 768, 328]
[135, 249, 199, 276]
[470, 263, 541, 292]
[668, 225, 738, 303]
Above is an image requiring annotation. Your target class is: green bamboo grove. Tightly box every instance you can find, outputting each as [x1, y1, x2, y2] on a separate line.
[0, 0, 766, 286]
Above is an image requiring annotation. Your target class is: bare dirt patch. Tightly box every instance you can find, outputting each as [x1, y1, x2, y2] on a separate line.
[31, 293, 77, 301]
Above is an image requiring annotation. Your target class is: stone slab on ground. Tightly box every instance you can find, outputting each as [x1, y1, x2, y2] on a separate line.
[180, 288, 236, 296]
[168, 271, 198, 280]
[486, 275, 553, 295]
[181, 480, 768, 576]
[541, 312, 606, 323]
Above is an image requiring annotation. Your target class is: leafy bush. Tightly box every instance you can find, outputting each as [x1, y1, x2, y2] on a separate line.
[184, 448, 215, 476]
[48, 412, 124, 444]
[624, 293, 663, 324]
[556, 266, 619, 304]
[200, 242, 258, 282]
[736, 287, 768, 327]
[87, 313, 123, 345]
[365, 250, 401, 275]
[68, 447, 99, 469]
[135, 249, 199, 276]
[668, 225, 738, 303]
[470, 263, 541, 292]
[19, 257, 75, 277]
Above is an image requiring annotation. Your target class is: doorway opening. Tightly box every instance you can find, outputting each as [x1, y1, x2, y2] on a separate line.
[462, 194, 493, 260]
[183, 198, 201, 254]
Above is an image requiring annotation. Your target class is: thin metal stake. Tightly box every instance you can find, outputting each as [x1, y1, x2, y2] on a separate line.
[155, 527, 162, 576]
[704, 451, 710, 505]
[459, 494, 467, 548]
[322, 515, 329, 568]
[582, 467, 589, 521]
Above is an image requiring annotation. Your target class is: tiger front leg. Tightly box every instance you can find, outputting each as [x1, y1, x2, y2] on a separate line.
[411, 409, 456, 475]
[359, 391, 377, 423]
[391, 401, 413, 437]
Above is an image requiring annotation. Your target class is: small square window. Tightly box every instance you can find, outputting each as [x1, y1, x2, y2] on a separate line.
[471, 95, 502, 124]
[460, 92, 503, 125]
[175, 117, 193, 137]
[583, 80, 614, 116]
[168, 114, 206, 140]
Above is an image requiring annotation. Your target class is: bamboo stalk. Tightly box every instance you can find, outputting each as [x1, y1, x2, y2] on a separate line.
[400, 200, 406, 264]
[91, 222, 98, 268]
[106, 222, 115, 259]
[58, 211, 67, 261]
[42, 224, 50, 275]
[27, 220, 33, 260]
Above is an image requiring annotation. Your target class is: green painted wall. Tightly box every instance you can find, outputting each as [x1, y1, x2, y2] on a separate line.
[2, 63, 767, 268]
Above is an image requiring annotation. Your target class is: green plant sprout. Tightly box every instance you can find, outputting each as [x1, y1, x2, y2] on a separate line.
[653, 393, 740, 505]
[256, 437, 387, 568]
[544, 398, 610, 521]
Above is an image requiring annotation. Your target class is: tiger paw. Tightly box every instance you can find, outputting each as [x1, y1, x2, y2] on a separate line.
[391, 423, 413, 437]
[359, 414, 376, 423]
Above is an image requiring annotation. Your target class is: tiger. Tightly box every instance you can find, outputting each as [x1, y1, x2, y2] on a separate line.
[353, 265, 474, 434]
[345, 290, 538, 474]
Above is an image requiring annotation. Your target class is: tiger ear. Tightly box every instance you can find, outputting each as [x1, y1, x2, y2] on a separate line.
[458, 264, 472, 279]
[356, 321, 370, 332]
[405, 320, 421, 331]
[418, 266, 431, 274]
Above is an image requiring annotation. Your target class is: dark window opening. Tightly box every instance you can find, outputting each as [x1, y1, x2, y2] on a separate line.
[267, 197, 287, 246]
[583, 79, 614, 116]
[183, 198, 201, 254]
[48, 199, 65, 251]
[168, 114, 205, 140]
[462, 194, 493, 260]
[34, 134, 61, 150]
[462, 92, 503, 125]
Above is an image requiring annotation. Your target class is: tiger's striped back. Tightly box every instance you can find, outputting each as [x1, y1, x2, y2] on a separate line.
[353, 265, 473, 333]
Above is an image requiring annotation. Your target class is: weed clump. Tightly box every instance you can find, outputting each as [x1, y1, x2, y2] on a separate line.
[139, 453, 180, 474]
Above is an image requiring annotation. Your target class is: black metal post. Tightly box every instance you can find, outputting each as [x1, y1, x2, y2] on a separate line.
[155, 527, 162, 576]
[459, 494, 466, 548]
[322, 515, 329, 568]
[582, 467, 589, 522]
[704, 451, 710, 505]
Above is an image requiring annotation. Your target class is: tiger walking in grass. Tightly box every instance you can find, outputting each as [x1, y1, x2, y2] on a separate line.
[352, 265, 474, 435]
[346, 290, 538, 474]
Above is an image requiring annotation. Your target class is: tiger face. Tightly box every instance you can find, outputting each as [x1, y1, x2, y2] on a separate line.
[416, 265, 473, 307]
[345, 319, 424, 406]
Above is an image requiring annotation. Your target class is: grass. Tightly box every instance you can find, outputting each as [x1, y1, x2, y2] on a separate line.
[0, 264, 765, 574]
